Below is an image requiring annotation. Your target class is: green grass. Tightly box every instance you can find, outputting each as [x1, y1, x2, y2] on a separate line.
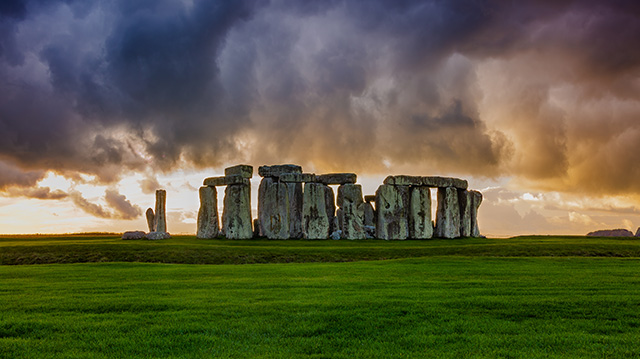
[2, 235, 640, 357]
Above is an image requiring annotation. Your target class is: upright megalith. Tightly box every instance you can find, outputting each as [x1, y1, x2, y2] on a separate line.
[410, 186, 432, 239]
[302, 182, 331, 239]
[337, 183, 366, 239]
[222, 183, 253, 239]
[435, 187, 460, 238]
[375, 184, 409, 240]
[258, 177, 290, 239]
[458, 190, 472, 237]
[145, 208, 155, 232]
[324, 185, 336, 233]
[197, 186, 219, 239]
[286, 182, 303, 238]
[154, 189, 167, 233]
[470, 190, 483, 237]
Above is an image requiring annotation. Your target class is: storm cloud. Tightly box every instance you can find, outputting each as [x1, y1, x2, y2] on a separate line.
[1, 0, 639, 209]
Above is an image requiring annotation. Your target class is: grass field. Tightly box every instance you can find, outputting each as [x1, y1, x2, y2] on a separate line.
[2, 235, 640, 358]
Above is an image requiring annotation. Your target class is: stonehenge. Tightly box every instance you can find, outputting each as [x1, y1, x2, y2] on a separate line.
[195, 164, 484, 240]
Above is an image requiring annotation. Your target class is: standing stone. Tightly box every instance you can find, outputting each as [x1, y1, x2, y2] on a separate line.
[470, 190, 483, 237]
[257, 177, 290, 239]
[458, 190, 472, 237]
[222, 184, 253, 239]
[145, 208, 155, 232]
[337, 184, 366, 239]
[154, 189, 167, 233]
[435, 187, 460, 238]
[287, 182, 303, 238]
[362, 202, 375, 227]
[324, 185, 336, 233]
[302, 182, 331, 239]
[375, 184, 409, 240]
[410, 186, 433, 239]
[197, 186, 219, 239]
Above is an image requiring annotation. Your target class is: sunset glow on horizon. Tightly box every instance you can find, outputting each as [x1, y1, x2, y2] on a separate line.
[1, 0, 639, 236]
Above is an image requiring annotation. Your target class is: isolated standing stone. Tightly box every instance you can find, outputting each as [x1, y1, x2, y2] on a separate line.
[287, 182, 303, 238]
[145, 208, 155, 232]
[197, 186, 219, 239]
[410, 186, 433, 239]
[302, 182, 331, 239]
[337, 184, 366, 239]
[222, 184, 253, 239]
[435, 187, 460, 238]
[470, 190, 483, 237]
[154, 189, 167, 233]
[375, 184, 409, 240]
[257, 178, 290, 239]
[458, 190, 472, 237]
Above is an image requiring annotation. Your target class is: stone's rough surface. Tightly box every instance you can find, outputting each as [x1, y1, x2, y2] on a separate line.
[287, 182, 303, 238]
[458, 190, 472, 237]
[364, 225, 376, 239]
[364, 195, 376, 203]
[257, 178, 290, 239]
[197, 186, 219, 239]
[409, 186, 433, 239]
[316, 173, 357, 185]
[122, 231, 146, 240]
[279, 173, 316, 183]
[224, 164, 253, 178]
[302, 182, 331, 239]
[258, 164, 302, 177]
[203, 175, 250, 187]
[324, 185, 336, 233]
[145, 208, 155, 232]
[470, 190, 483, 237]
[253, 219, 260, 238]
[384, 175, 468, 190]
[375, 184, 410, 240]
[330, 230, 342, 240]
[435, 187, 461, 238]
[222, 184, 253, 239]
[146, 231, 171, 240]
[337, 184, 366, 239]
[363, 202, 375, 228]
[587, 229, 634, 237]
[155, 190, 167, 233]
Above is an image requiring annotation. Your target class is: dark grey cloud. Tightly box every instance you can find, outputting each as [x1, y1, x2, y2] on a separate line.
[69, 189, 141, 219]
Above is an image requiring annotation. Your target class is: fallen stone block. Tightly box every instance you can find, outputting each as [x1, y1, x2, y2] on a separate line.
[145, 208, 155, 232]
[302, 182, 331, 239]
[146, 231, 171, 240]
[122, 231, 146, 240]
[330, 230, 342, 240]
[384, 175, 468, 189]
[337, 184, 366, 239]
[155, 189, 167, 233]
[316, 173, 357, 185]
[197, 186, 219, 239]
[203, 175, 250, 187]
[435, 187, 460, 238]
[224, 164, 253, 178]
[410, 186, 433, 239]
[279, 173, 316, 183]
[222, 184, 253, 239]
[375, 184, 409, 240]
[258, 164, 302, 178]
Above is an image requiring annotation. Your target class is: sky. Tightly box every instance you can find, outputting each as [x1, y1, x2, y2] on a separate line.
[1, 0, 639, 236]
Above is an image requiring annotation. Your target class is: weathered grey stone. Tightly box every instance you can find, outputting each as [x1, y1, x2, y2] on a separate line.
[364, 225, 376, 239]
[197, 186, 219, 239]
[203, 175, 250, 187]
[287, 182, 303, 238]
[587, 229, 634, 237]
[257, 178, 289, 239]
[410, 186, 433, 239]
[253, 219, 260, 238]
[154, 189, 167, 233]
[146, 231, 171, 240]
[337, 184, 366, 239]
[364, 195, 376, 203]
[458, 190, 472, 237]
[258, 164, 302, 178]
[222, 184, 253, 239]
[122, 231, 146, 240]
[145, 208, 155, 232]
[335, 208, 344, 233]
[330, 230, 342, 240]
[470, 190, 483, 237]
[279, 173, 316, 183]
[435, 187, 460, 238]
[325, 185, 336, 233]
[224, 164, 253, 178]
[384, 175, 468, 190]
[302, 182, 331, 239]
[375, 184, 409, 240]
[316, 173, 357, 185]
[363, 202, 375, 227]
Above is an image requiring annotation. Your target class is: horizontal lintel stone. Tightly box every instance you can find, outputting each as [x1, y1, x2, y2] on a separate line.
[315, 173, 357, 185]
[224, 164, 253, 178]
[203, 175, 250, 187]
[384, 175, 467, 189]
[258, 164, 302, 177]
[279, 173, 316, 183]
